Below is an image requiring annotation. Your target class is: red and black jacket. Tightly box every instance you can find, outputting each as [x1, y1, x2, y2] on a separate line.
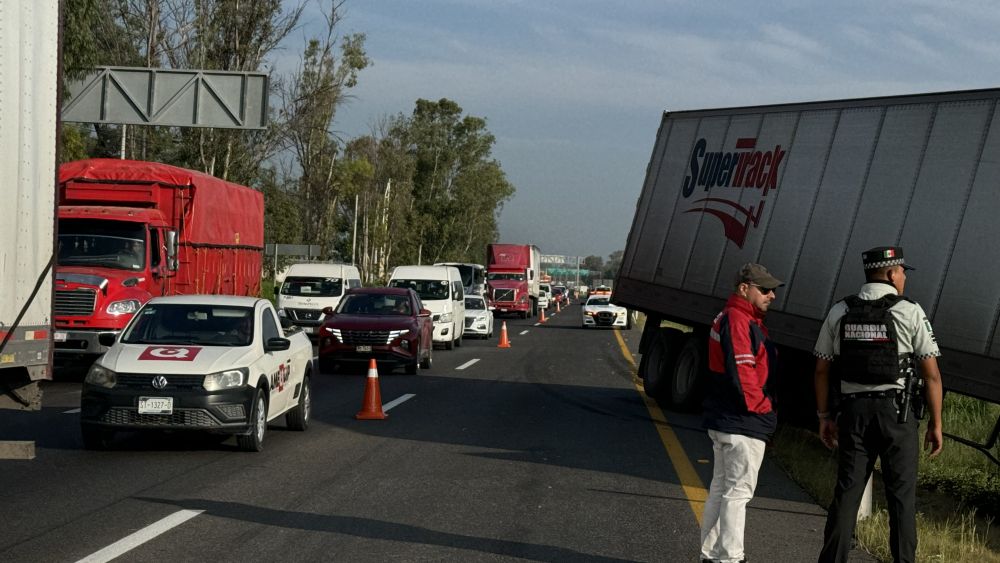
[703, 294, 777, 441]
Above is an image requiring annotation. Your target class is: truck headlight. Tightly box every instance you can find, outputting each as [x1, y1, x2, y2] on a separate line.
[439, 312, 453, 323]
[85, 363, 117, 388]
[203, 368, 247, 391]
[106, 299, 142, 315]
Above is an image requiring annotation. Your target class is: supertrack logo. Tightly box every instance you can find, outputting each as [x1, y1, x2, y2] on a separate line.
[681, 137, 786, 248]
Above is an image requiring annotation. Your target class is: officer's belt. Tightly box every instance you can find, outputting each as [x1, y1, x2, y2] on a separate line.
[841, 390, 899, 400]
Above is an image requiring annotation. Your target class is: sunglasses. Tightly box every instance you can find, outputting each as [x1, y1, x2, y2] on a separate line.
[748, 283, 775, 295]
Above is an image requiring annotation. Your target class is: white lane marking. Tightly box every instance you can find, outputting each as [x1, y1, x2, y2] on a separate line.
[63, 408, 81, 414]
[519, 330, 529, 335]
[76, 509, 204, 563]
[383, 394, 416, 412]
[456, 359, 480, 370]
[533, 322, 540, 326]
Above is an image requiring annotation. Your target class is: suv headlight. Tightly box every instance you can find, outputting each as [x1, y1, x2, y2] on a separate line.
[106, 299, 142, 315]
[85, 363, 117, 388]
[439, 312, 453, 323]
[203, 368, 247, 391]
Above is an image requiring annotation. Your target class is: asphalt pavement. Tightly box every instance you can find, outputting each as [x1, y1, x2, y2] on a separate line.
[0, 302, 874, 562]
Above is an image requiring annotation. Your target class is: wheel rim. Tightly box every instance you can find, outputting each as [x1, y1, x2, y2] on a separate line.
[303, 382, 311, 422]
[254, 396, 266, 441]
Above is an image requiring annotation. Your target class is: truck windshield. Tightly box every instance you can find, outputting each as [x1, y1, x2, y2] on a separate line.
[487, 272, 525, 281]
[58, 219, 145, 271]
[122, 304, 254, 347]
[280, 276, 343, 297]
[388, 279, 450, 301]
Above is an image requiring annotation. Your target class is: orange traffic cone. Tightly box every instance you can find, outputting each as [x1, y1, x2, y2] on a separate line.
[538, 306, 548, 323]
[497, 321, 512, 348]
[356, 358, 387, 420]
[556, 300, 561, 313]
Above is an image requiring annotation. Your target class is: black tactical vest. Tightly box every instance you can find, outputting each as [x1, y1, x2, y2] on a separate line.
[835, 294, 909, 385]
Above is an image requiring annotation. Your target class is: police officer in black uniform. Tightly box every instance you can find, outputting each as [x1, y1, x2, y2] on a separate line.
[812, 246, 944, 563]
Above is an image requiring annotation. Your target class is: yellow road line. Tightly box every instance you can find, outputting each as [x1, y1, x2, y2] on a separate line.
[614, 329, 707, 525]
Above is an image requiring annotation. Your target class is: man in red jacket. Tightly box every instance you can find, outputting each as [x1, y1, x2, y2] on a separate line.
[700, 263, 783, 563]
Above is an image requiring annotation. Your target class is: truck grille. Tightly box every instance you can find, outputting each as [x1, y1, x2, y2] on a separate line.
[342, 330, 392, 345]
[287, 308, 322, 321]
[55, 289, 97, 316]
[493, 288, 515, 302]
[596, 311, 617, 326]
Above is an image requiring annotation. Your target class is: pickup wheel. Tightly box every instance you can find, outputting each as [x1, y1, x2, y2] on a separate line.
[81, 425, 113, 450]
[420, 344, 432, 370]
[444, 337, 454, 350]
[285, 376, 310, 431]
[455, 330, 463, 347]
[238, 389, 267, 452]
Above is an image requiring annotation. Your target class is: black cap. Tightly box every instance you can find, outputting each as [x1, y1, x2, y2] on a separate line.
[735, 263, 784, 290]
[862, 246, 915, 271]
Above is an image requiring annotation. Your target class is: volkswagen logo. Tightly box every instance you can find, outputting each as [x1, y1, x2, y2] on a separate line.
[152, 375, 168, 390]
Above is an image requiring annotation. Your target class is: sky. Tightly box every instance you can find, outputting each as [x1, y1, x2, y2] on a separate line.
[276, 0, 1000, 261]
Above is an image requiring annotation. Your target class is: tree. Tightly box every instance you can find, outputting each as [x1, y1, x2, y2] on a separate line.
[603, 250, 625, 280]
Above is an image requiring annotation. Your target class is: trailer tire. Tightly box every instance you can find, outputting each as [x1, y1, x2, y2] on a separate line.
[638, 329, 683, 400]
[668, 335, 707, 411]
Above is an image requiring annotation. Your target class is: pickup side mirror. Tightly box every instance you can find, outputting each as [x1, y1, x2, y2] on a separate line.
[264, 337, 290, 352]
[98, 333, 117, 347]
[418, 308, 431, 317]
[278, 316, 295, 329]
[322, 306, 335, 316]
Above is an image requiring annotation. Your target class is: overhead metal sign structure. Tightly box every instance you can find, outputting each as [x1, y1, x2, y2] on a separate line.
[62, 67, 268, 129]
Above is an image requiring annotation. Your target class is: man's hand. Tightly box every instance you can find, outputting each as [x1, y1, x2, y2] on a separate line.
[924, 422, 943, 458]
[819, 418, 838, 450]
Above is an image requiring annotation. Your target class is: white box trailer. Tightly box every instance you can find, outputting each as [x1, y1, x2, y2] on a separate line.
[614, 88, 1000, 455]
[0, 0, 59, 412]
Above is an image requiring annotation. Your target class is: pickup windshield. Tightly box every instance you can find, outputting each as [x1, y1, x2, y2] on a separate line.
[122, 304, 254, 347]
[388, 279, 449, 301]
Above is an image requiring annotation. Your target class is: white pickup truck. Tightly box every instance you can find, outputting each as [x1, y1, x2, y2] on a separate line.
[80, 295, 314, 451]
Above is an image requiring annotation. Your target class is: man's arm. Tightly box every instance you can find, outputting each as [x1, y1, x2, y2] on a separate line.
[919, 356, 944, 458]
[814, 358, 838, 449]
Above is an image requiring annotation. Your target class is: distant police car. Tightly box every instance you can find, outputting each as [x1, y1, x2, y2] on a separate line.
[582, 295, 631, 329]
[80, 295, 314, 452]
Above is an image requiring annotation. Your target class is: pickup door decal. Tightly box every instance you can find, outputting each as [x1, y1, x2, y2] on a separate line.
[138, 346, 202, 361]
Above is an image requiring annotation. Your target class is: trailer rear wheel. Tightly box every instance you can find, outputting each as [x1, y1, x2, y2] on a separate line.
[668, 336, 707, 411]
[639, 329, 683, 400]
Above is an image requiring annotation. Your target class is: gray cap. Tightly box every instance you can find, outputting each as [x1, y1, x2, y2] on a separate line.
[735, 263, 784, 290]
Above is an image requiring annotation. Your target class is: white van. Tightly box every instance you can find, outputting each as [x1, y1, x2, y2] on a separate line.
[388, 265, 465, 349]
[276, 263, 362, 335]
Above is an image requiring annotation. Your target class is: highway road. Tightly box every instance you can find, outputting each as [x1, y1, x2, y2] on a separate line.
[0, 303, 872, 562]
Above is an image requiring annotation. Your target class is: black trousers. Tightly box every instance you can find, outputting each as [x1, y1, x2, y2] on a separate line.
[818, 395, 918, 563]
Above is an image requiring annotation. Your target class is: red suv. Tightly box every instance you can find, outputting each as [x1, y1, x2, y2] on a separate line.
[318, 287, 433, 374]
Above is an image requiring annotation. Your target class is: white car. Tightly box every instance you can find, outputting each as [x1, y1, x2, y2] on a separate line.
[463, 295, 494, 338]
[582, 295, 631, 329]
[538, 283, 551, 310]
[80, 295, 314, 451]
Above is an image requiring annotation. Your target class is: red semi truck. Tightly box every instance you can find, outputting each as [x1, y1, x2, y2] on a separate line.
[486, 243, 540, 318]
[53, 159, 264, 359]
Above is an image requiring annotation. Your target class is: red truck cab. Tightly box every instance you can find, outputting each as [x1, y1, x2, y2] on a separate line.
[54, 159, 264, 359]
[486, 243, 540, 319]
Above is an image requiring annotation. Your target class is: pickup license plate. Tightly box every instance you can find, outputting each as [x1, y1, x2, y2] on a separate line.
[54, 331, 67, 342]
[355, 345, 372, 352]
[302, 326, 313, 334]
[138, 397, 173, 415]
[500, 308, 509, 312]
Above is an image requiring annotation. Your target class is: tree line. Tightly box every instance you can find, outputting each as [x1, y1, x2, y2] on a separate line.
[61, 0, 515, 285]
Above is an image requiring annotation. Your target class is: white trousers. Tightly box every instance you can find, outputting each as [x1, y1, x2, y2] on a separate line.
[699, 429, 766, 563]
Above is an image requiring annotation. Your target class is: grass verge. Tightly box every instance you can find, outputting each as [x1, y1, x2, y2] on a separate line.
[771, 405, 1000, 563]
